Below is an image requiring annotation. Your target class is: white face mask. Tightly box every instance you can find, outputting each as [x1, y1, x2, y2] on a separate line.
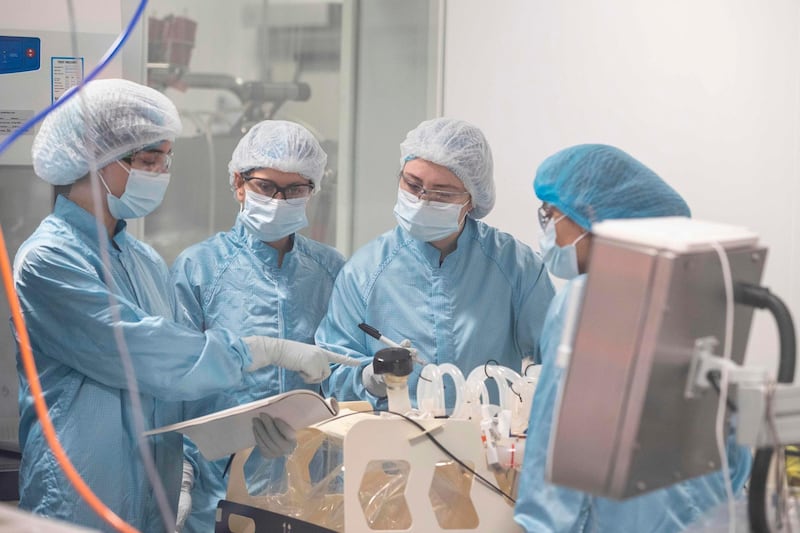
[393, 187, 469, 242]
[100, 161, 170, 219]
[240, 189, 309, 242]
[539, 215, 588, 280]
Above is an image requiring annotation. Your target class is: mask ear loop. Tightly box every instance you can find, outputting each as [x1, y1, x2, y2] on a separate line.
[457, 194, 473, 227]
[237, 174, 247, 213]
[116, 159, 132, 175]
[572, 231, 589, 246]
[96, 160, 132, 199]
[97, 170, 113, 196]
[549, 213, 567, 229]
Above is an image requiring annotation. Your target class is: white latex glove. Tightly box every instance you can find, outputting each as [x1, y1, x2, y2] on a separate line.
[243, 336, 333, 383]
[362, 364, 387, 397]
[399, 339, 423, 364]
[252, 413, 297, 459]
[174, 459, 194, 533]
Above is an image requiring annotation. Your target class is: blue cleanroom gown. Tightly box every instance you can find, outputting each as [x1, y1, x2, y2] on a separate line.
[171, 217, 344, 533]
[315, 217, 555, 408]
[13, 196, 255, 532]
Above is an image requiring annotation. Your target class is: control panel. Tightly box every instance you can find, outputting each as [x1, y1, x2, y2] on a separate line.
[0, 36, 40, 75]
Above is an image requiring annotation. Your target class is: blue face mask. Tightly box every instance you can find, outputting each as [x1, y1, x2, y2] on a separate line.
[240, 189, 309, 242]
[393, 187, 469, 242]
[101, 162, 170, 219]
[539, 215, 588, 280]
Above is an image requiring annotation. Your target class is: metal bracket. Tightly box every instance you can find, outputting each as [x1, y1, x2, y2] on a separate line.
[685, 336, 767, 399]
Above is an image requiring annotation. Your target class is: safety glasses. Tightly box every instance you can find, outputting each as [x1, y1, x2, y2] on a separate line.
[538, 203, 554, 230]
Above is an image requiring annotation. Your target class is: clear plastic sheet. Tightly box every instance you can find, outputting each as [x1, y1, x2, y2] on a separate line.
[235, 428, 345, 531]
[225, 425, 514, 531]
[682, 491, 800, 532]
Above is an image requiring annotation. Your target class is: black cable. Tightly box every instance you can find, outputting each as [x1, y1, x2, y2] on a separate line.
[706, 370, 738, 412]
[484, 359, 500, 378]
[418, 373, 432, 382]
[734, 283, 796, 382]
[385, 410, 517, 505]
[315, 409, 516, 505]
[484, 359, 523, 402]
[508, 382, 524, 403]
[749, 450, 772, 533]
[222, 454, 234, 478]
[523, 362, 540, 377]
[734, 283, 797, 533]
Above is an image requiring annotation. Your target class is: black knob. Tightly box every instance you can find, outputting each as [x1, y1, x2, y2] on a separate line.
[372, 347, 413, 377]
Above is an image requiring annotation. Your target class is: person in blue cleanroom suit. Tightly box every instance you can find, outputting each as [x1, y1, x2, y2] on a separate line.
[13, 79, 338, 533]
[171, 120, 345, 533]
[315, 117, 555, 409]
[513, 144, 752, 533]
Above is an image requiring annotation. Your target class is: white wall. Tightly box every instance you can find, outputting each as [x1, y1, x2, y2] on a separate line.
[443, 0, 800, 377]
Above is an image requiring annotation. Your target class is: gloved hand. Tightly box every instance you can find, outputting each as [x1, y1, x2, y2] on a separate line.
[399, 338, 423, 364]
[243, 336, 332, 383]
[174, 459, 194, 533]
[362, 364, 387, 398]
[252, 413, 297, 459]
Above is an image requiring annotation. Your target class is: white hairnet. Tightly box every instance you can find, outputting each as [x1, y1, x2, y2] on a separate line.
[228, 120, 328, 192]
[32, 78, 182, 185]
[399, 117, 495, 219]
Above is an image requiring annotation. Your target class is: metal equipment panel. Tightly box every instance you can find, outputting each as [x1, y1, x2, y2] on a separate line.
[549, 236, 765, 499]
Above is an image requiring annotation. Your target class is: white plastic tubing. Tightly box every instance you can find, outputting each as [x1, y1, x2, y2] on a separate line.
[416, 362, 541, 434]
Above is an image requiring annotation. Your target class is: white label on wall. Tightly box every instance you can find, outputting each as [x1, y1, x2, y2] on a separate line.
[51, 56, 84, 103]
[0, 109, 34, 136]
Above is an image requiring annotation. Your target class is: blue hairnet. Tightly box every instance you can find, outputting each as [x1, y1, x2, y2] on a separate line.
[400, 118, 495, 219]
[32, 79, 182, 185]
[534, 144, 690, 229]
[228, 120, 328, 192]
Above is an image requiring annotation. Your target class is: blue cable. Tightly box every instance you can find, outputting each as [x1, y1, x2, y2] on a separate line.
[0, 0, 149, 158]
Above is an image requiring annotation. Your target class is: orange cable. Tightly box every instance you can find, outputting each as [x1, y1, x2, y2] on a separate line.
[0, 225, 140, 533]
